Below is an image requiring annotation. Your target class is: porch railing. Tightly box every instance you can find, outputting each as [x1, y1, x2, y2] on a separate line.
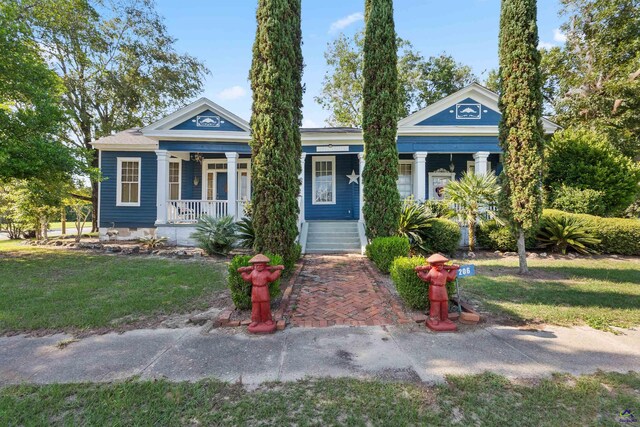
[167, 200, 229, 223]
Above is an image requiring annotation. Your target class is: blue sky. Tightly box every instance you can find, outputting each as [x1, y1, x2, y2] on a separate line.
[155, 0, 565, 127]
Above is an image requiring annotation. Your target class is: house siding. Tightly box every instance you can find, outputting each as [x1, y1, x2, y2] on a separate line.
[159, 141, 250, 153]
[99, 151, 157, 228]
[397, 135, 501, 153]
[305, 154, 360, 220]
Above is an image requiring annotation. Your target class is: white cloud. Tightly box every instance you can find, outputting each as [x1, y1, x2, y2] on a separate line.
[302, 118, 320, 128]
[553, 28, 567, 43]
[329, 12, 364, 34]
[216, 85, 246, 101]
[538, 41, 556, 50]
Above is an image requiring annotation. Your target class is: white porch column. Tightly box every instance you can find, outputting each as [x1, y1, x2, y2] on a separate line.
[358, 152, 365, 223]
[155, 150, 170, 225]
[473, 151, 490, 176]
[226, 152, 238, 219]
[298, 152, 307, 225]
[413, 152, 427, 201]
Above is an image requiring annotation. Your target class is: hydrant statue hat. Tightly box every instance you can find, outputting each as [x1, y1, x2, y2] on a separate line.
[427, 253, 449, 264]
[249, 254, 271, 264]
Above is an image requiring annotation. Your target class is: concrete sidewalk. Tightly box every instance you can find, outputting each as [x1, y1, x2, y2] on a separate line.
[1, 324, 639, 386]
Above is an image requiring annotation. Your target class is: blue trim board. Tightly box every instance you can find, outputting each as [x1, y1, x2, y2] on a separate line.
[170, 109, 245, 132]
[159, 141, 251, 153]
[397, 136, 501, 153]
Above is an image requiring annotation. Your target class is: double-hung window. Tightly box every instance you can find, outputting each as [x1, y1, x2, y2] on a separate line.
[312, 156, 335, 205]
[117, 158, 141, 206]
[169, 160, 181, 200]
[397, 161, 413, 199]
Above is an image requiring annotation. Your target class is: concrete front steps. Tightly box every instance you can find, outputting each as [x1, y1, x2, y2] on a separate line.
[303, 221, 364, 254]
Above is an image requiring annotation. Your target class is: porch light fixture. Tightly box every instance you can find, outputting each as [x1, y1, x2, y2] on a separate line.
[449, 153, 455, 172]
[191, 153, 204, 164]
[193, 176, 200, 186]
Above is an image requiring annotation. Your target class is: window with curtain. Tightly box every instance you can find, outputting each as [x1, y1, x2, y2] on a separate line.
[313, 157, 335, 204]
[397, 162, 413, 199]
[169, 161, 180, 200]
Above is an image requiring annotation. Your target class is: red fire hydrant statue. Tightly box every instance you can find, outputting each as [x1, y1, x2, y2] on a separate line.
[415, 253, 459, 332]
[238, 254, 284, 334]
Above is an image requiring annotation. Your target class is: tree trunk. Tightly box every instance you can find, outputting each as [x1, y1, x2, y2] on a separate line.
[91, 181, 98, 232]
[517, 227, 529, 274]
[468, 219, 475, 252]
[61, 207, 66, 235]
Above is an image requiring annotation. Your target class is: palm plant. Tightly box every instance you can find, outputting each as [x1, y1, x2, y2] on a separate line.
[444, 172, 500, 251]
[190, 215, 237, 256]
[138, 234, 168, 249]
[397, 196, 432, 253]
[536, 215, 600, 255]
[235, 216, 255, 249]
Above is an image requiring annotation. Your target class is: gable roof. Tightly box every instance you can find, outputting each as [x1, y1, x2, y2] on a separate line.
[141, 97, 251, 141]
[397, 83, 560, 134]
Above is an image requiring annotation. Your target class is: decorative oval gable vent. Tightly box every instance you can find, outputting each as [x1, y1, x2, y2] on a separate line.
[455, 103, 481, 119]
[195, 115, 222, 127]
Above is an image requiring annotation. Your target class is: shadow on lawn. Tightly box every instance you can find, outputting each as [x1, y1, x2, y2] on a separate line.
[475, 262, 640, 285]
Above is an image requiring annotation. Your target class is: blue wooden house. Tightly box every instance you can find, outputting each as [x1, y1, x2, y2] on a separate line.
[93, 83, 559, 252]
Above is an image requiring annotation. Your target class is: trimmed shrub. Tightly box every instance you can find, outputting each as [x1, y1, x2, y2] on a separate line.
[550, 185, 606, 217]
[476, 220, 537, 251]
[390, 256, 456, 310]
[543, 209, 640, 256]
[421, 218, 461, 256]
[227, 253, 284, 310]
[366, 236, 410, 273]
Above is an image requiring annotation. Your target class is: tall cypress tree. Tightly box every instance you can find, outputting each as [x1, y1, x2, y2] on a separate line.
[249, 0, 303, 265]
[497, 0, 544, 274]
[362, 0, 401, 239]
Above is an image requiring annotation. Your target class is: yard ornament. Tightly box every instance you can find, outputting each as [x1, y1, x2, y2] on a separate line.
[237, 254, 284, 334]
[415, 253, 460, 332]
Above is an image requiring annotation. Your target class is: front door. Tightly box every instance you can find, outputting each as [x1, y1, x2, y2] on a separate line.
[216, 172, 228, 200]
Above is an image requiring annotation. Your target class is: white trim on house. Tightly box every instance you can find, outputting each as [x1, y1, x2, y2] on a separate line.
[428, 170, 456, 201]
[397, 83, 560, 134]
[312, 155, 336, 205]
[93, 143, 159, 151]
[169, 159, 182, 201]
[201, 158, 251, 202]
[116, 157, 142, 207]
[141, 97, 251, 133]
[143, 130, 251, 142]
[397, 159, 414, 199]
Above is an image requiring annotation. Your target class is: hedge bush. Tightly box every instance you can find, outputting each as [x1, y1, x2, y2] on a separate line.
[549, 185, 606, 217]
[227, 253, 284, 310]
[476, 220, 537, 252]
[421, 218, 461, 256]
[390, 256, 456, 310]
[543, 210, 640, 255]
[366, 236, 410, 273]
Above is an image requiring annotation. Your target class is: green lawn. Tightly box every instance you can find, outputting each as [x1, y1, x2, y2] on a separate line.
[459, 257, 640, 331]
[0, 240, 226, 333]
[1, 372, 638, 426]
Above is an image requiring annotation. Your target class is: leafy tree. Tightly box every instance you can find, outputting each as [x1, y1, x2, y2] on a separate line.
[26, 0, 208, 230]
[542, 0, 640, 157]
[362, 0, 401, 239]
[444, 172, 500, 252]
[316, 29, 476, 127]
[498, 0, 545, 274]
[483, 68, 500, 93]
[0, 1, 76, 182]
[417, 54, 476, 106]
[249, 0, 303, 266]
[544, 128, 640, 216]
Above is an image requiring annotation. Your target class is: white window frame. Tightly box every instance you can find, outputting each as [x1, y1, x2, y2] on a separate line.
[116, 157, 141, 207]
[169, 159, 182, 201]
[202, 158, 251, 201]
[397, 160, 414, 200]
[428, 171, 456, 200]
[312, 155, 336, 205]
[237, 161, 252, 201]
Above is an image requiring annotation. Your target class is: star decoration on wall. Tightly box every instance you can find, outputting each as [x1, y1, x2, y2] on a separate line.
[346, 170, 360, 184]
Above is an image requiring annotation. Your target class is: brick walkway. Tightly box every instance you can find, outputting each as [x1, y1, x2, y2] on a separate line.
[286, 254, 412, 327]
